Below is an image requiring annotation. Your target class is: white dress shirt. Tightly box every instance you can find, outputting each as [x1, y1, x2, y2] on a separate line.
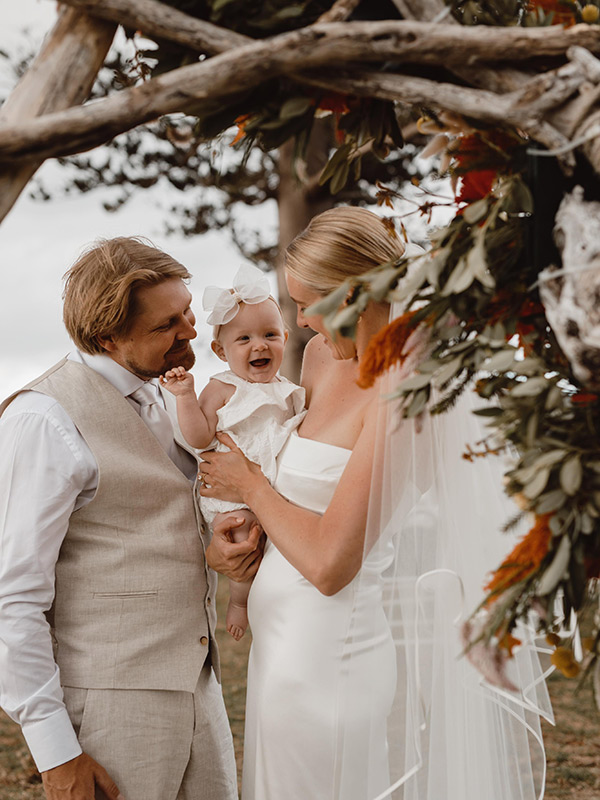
[0, 351, 195, 772]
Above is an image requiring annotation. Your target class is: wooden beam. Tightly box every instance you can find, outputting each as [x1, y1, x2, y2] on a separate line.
[0, 7, 116, 223]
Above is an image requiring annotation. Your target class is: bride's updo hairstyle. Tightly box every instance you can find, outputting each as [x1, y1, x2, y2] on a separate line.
[285, 206, 405, 295]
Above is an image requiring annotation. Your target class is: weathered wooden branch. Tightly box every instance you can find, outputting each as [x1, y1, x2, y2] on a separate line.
[0, 7, 115, 222]
[317, 0, 362, 23]
[448, 42, 600, 173]
[0, 24, 365, 164]
[57, 1, 600, 65]
[58, 0, 247, 55]
[309, 61, 583, 126]
[304, 64, 582, 168]
[568, 44, 600, 83]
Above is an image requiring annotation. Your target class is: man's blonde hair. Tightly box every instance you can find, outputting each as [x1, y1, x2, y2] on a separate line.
[63, 236, 191, 354]
[285, 206, 405, 294]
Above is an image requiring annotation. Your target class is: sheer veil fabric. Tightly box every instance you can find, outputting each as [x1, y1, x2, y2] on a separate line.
[337, 306, 554, 800]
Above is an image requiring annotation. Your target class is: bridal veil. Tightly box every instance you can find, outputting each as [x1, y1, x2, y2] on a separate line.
[336, 309, 554, 800]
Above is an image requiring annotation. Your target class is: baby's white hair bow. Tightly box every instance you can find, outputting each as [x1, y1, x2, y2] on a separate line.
[203, 264, 272, 326]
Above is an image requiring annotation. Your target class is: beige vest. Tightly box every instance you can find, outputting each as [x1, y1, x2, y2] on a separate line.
[1, 359, 219, 691]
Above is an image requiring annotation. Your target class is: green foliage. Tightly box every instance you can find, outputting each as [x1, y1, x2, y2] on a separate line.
[312, 110, 600, 657]
[449, 0, 529, 26]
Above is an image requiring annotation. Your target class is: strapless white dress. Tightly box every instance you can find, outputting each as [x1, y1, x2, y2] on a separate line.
[242, 431, 397, 800]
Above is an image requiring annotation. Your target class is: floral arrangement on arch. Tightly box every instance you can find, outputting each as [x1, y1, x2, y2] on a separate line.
[311, 0, 600, 690]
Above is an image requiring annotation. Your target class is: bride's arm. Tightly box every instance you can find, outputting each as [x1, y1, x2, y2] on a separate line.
[200, 403, 377, 596]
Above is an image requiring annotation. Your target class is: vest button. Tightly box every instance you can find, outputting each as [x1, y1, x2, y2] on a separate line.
[206, 597, 212, 605]
[200, 636, 208, 646]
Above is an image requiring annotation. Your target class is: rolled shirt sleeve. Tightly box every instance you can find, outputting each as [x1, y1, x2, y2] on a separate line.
[0, 393, 96, 771]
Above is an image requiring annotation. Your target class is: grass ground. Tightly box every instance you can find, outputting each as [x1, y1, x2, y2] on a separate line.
[1, 578, 598, 798]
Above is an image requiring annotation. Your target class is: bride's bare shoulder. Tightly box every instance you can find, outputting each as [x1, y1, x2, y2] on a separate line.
[305, 334, 331, 364]
[300, 335, 331, 385]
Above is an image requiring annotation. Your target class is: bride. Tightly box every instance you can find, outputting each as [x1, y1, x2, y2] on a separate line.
[201, 206, 551, 800]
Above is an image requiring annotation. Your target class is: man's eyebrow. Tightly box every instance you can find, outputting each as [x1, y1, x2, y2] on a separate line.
[150, 296, 193, 330]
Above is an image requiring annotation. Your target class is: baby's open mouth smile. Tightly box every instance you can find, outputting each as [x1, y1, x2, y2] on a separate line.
[250, 358, 270, 368]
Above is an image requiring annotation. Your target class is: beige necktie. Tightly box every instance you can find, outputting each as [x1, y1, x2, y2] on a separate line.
[129, 382, 176, 456]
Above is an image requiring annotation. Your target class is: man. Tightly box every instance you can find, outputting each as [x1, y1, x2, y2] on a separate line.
[0, 237, 260, 800]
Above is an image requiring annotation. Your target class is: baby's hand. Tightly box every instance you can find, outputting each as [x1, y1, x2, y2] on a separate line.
[160, 367, 196, 396]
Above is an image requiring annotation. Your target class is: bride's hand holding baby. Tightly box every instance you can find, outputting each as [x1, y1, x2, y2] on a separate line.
[160, 366, 196, 396]
[198, 433, 263, 504]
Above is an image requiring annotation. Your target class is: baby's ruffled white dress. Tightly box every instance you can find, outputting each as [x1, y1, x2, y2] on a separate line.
[199, 370, 306, 528]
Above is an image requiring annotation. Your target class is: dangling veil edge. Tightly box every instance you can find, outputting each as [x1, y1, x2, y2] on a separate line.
[338, 300, 554, 800]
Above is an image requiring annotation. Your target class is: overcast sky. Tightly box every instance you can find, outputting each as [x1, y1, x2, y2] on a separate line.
[0, 1, 452, 398]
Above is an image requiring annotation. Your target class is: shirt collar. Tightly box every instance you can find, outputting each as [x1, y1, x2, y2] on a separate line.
[68, 350, 158, 398]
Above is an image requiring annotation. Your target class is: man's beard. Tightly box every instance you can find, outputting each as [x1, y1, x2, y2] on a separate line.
[125, 342, 196, 379]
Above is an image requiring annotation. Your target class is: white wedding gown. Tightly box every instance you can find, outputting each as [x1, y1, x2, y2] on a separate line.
[242, 431, 397, 800]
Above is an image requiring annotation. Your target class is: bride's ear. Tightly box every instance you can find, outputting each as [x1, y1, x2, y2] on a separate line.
[211, 340, 228, 362]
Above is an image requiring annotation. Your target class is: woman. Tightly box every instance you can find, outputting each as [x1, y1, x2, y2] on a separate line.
[202, 207, 550, 800]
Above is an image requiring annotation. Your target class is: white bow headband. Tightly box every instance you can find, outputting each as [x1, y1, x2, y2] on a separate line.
[203, 264, 272, 326]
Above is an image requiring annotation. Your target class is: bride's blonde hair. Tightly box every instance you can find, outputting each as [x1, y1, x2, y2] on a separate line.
[285, 206, 405, 295]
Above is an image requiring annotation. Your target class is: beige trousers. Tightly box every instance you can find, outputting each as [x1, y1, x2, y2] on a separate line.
[63, 663, 238, 800]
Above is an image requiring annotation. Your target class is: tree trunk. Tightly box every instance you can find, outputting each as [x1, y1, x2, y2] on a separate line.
[0, 7, 115, 224]
[277, 121, 335, 381]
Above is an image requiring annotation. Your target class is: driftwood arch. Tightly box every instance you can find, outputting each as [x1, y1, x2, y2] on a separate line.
[3, 0, 600, 227]
[6, 0, 600, 664]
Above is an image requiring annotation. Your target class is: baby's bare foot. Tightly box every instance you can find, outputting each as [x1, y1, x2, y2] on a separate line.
[226, 600, 248, 641]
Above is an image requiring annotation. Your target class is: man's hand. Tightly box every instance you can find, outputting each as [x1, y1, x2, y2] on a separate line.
[42, 752, 124, 800]
[206, 516, 264, 582]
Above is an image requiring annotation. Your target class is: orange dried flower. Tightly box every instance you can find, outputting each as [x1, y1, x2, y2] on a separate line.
[498, 631, 522, 656]
[231, 114, 252, 146]
[358, 311, 420, 389]
[550, 646, 580, 678]
[485, 514, 553, 598]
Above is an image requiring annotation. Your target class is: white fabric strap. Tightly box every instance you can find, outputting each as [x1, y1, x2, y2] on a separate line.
[129, 382, 176, 457]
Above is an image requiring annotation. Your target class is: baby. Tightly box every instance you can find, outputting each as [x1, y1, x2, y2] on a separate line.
[161, 264, 305, 639]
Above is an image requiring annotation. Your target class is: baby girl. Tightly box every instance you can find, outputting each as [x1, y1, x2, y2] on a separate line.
[161, 264, 305, 639]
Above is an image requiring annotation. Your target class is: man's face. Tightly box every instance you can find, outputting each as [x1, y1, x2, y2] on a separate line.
[101, 278, 197, 379]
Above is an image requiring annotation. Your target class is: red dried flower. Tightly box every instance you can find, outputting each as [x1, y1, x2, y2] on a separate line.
[456, 170, 497, 203]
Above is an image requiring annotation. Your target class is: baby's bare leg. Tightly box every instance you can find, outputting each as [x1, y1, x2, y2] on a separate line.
[213, 510, 256, 641]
